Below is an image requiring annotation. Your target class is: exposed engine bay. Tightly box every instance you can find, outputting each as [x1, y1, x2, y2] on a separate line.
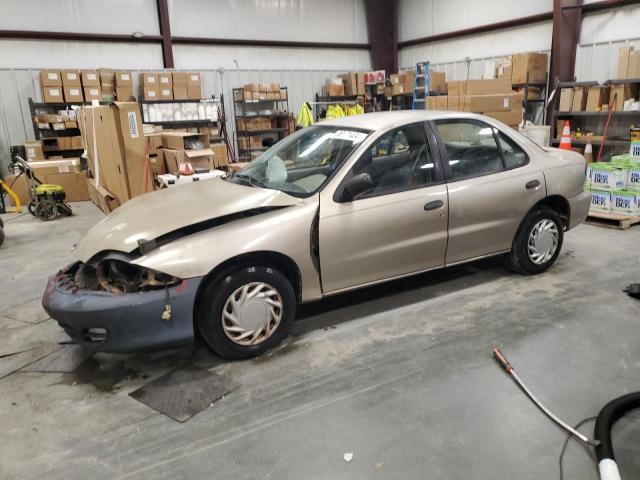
[71, 259, 181, 294]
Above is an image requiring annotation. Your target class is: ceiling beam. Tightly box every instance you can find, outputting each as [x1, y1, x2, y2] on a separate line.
[172, 37, 369, 50]
[398, 12, 553, 49]
[156, 0, 174, 68]
[0, 30, 162, 43]
[364, 0, 398, 73]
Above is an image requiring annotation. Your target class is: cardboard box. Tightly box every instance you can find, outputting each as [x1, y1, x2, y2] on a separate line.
[24, 141, 44, 161]
[145, 132, 163, 155]
[172, 72, 188, 86]
[586, 86, 611, 112]
[436, 96, 448, 109]
[485, 109, 522, 126]
[447, 80, 462, 96]
[70, 136, 83, 149]
[40, 69, 62, 87]
[391, 83, 404, 96]
[101, 84, 115, 99]
[62, 86, 82, 103]
[98, 69, 115, 86]
[61, 70, 81, 86]
[83, 86, 102, 102]
[81, 70, 99, 87]
[612, 190, 638, 215]
[141, 73, 159, 86]
[187, 85, 202, 99]
[163, 148, 214, 172]
[116, 86, 134, 101]
[447, 95, 460, 111]
[6, 170, 89, 205]
[429, 70, 446, 93]
[402, 69, 416, 95]
[511, 52, 548, 84]
[187, 72, 202, 86]
[173, 86, 188, 100]
[115, 71, 133, 86]
[356, 72, 366, 95]
[590, 190, 612, 213]
[324, 82, 345, 97]
[158, 73, 172, 86]
[29, 158, 81, 176]
[43, 86, 63, 103]
[77, 102, 152, 204]
[590, 164, 627, 190]
[210, 143, 228, 168]
[464, 93, 523, 112]
[610, 84, 638, 111]
[465, 78, 511, 95]
[618, 47, 634, 79]
[86, 177, 120, 213]
[571, 86, 588, 112]
[143, 87, 159, 100]
[558, 88, 574, 112]
[161, 132, 209, 150]
[149, 151, 166, 175]
[52, 122, 66, 131]
[427, 96, 437, 110]
[629, 51, 640, 79]
[160, 88, 173, 100]
[339, 72, 358, 96]
[64, 120, 78, 128]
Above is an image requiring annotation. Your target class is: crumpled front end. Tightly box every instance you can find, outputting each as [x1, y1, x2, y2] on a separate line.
[42, 262, 203, 352]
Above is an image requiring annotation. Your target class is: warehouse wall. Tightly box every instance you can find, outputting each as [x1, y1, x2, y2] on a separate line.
[575, 4, 640, 82]
[397, 0, 552, 78]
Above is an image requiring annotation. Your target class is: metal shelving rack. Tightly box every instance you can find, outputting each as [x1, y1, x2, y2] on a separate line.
[514, 80, 548, 124]
[312, 93, 359, 120]
[232, 87, 290, 161]
[28, 98, 93, 159]
[549, 79, 640, 159]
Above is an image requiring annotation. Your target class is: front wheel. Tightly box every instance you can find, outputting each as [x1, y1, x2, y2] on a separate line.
[509, 206, 564, 275]
[196, 266, 296, 359]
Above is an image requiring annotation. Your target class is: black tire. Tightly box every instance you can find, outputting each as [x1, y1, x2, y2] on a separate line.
[28, 202, 36, 216]
[0, 227, 4, 247]
[35, 200, 58, 221]
[509, 206, 564, 275]
[196, 266, 296, 359]
[58, 202, 73, 217]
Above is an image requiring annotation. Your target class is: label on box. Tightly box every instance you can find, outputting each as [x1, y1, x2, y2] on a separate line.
[160, 77, 170, 84]
[48, 73, 58, 80]
[87, 73, 97, 80]
[27, 148, 35, 158]
[148, 77, 156, 83]
[68, 73, 77, 80]
[191, 74, 199, 81]
[58, 165, 70, 173]
[503, 98, 509, 108]
[121, 73, 130, 81]
[127, 111, 139, 138]
[50, 88, 60, 96]
[89, 89, 99, 96]
[70, 88, 80, 95]
[162, 89, 171, 95]
[148, 91, 156, 97]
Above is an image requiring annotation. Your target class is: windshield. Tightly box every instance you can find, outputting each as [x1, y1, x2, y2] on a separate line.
[229, 125, 370, 197]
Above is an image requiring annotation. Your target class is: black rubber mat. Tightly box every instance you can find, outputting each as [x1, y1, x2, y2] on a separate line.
[129, 365, 239, 422]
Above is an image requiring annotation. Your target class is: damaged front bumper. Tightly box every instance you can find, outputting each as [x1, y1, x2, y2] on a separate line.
[42, 262, 203, 352]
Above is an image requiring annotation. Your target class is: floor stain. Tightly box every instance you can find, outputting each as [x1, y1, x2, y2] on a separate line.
[50, 357, 141, 392]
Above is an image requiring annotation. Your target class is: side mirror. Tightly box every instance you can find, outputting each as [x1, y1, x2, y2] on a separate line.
[340, 173, 374, 202]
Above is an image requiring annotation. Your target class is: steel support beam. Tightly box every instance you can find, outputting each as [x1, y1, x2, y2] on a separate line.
[0, 30, 162, 43]
[364, 0, 398, 73]
[156, 0, 174, 68]
[549, 0, 582, 86]
[172, 37, 369, 50]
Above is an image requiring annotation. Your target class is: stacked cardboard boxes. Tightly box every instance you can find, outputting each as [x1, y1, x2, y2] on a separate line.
[173, 72, 188, 100]
[115, 71, 134, 101]
[618, 46, 640, 79]
[61, 70, 83, 103]
[158, 72, 173, 100]
[161, 131, 214, 172]
[236, 83, 286, 101]
[78, 102, 153, 212]
[139, 71, 202, 101]
[81, 70, 101, 102]
[40, 70, 63, 103]
[338, 72, 366, 96]
[98, 68, 115, 100]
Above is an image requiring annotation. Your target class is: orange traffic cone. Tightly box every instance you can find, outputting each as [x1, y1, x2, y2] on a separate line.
[559, 120, 572, 150]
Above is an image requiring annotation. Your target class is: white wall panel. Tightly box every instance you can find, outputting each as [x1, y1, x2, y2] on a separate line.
[173, 44, 371, 71]
[399, 22, 552, 75]
[168, 0, 367, 43]
[399, 0, 552, 43]
[0, 0, 159, 35]
[580, 5, 640, 44]
[0, 40, 164, 69]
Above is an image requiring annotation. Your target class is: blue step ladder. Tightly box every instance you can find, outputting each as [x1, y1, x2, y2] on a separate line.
[412, 61, 430, 110]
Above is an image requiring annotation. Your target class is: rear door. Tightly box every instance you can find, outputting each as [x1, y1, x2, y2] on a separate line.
[432, 119, 546, 264]
[319, 122, 448, 293]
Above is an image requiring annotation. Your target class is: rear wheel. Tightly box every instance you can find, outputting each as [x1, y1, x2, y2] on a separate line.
[509, 206, 563, 274]
[35, 200, 58, 221]
[196, 266, 296, 359]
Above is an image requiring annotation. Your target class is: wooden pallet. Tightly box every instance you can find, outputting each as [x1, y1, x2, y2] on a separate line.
[586, 211, 640, 230]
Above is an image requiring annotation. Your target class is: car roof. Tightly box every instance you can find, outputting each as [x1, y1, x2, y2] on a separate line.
[318, 110, 488, 131]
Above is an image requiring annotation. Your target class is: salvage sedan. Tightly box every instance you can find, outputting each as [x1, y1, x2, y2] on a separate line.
[43, 111, 590, 359]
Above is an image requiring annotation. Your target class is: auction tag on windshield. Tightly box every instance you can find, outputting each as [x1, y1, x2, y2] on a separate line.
[331, 130, 367, 143]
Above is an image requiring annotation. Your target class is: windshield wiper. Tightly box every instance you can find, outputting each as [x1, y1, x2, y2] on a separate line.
[235, 174, 269, 189]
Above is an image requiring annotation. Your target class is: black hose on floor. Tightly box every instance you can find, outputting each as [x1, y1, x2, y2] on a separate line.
[594, 392, 640, 480]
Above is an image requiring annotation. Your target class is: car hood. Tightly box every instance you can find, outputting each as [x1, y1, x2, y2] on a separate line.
[73, 178, 301, 262]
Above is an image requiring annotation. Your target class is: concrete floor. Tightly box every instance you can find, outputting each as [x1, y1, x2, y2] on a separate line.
[1, 202, 639, 480]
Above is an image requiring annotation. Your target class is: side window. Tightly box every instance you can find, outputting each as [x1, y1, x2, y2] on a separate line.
[497, 132, 529, 169]
[350, 123, 437, 199]
[435, 120, 504, 180]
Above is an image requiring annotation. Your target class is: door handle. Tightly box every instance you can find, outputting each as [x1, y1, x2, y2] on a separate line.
[526, 179, 541, 190]
[424, 200, 444, 211]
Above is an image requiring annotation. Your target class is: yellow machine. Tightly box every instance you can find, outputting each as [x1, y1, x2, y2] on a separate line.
[0, 178, 22, 213]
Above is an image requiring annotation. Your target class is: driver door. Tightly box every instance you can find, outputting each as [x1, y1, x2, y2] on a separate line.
[318, 122, 449, 293]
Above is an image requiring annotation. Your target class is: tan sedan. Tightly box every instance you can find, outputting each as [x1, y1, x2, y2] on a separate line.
[43, 111, 590, 359]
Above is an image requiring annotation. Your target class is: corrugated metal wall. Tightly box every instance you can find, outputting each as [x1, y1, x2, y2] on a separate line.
[0, 68, 355, 175]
